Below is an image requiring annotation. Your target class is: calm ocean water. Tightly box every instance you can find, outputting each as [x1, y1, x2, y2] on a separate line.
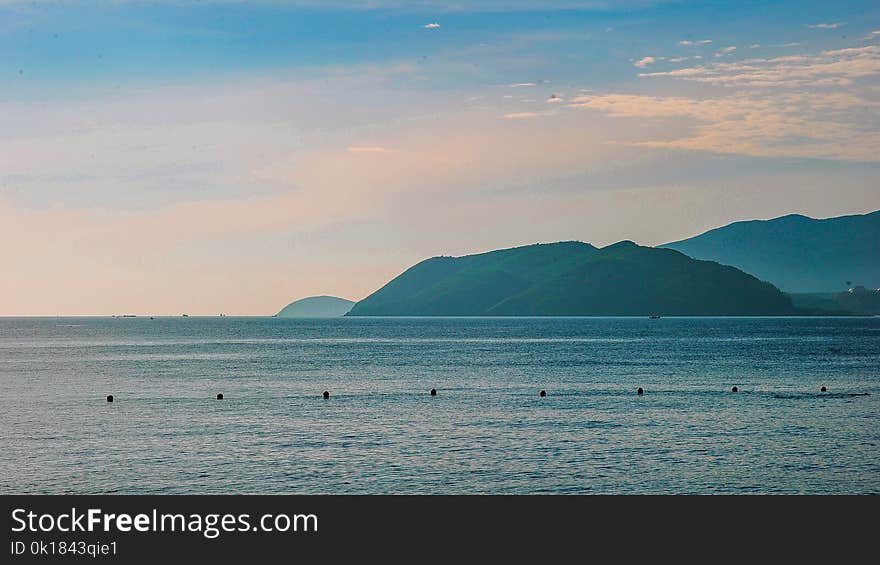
[0, 317, 878, 494]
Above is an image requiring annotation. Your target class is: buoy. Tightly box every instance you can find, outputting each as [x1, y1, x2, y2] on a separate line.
[732, 386, 738, 393]
[216, 393, 223, 400]
[430, 388, 437, 396]
[637, 387, 644, 396]
[106, 395, 114, 403]
[323, 390, 330, 399]
[820, 386, 827, 392]
[539, 390, 546, 397]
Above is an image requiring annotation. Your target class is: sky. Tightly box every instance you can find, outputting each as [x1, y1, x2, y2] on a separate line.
[1, 0, 878, 315]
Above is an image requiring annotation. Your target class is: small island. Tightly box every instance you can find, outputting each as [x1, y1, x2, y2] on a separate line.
[276, 296, 355, 318]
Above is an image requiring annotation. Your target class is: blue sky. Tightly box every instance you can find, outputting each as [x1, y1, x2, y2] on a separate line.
[1, 0, 878, 314]
[4, 1, 876, 92]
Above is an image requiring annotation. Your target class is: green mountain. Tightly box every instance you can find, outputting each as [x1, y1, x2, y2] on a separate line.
[663, 210, 880, 293]
[347, 241, 797, 316]
[276, 296, 354, 317]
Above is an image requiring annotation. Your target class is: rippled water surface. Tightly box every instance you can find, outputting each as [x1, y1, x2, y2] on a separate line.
[1, 317, 878, 494]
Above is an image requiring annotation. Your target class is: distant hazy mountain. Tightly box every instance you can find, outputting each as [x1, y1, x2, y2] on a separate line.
[663, 211, 880, 293]
[790, 287, 880, 316]
[276, 296, 354, 317]
[347, 241, 796, 316]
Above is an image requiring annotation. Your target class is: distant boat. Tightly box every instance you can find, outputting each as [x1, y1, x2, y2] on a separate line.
[649, 314, 661, 319]
[181, 314, 189, 318]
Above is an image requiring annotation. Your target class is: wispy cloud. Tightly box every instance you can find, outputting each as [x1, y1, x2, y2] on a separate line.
[503, 111, 546, 119]
[568, 90, 879, 162]
[347, 146, 392, 153]
[678, 39, 712, 46]
[508, 82, 537, 87]
[634, 56, 656, 68]
[568, 43, 880, 162]
[807, 22, 843, 29]
[423, 22, 440, 29]
[639, 45, 880, 87]
[569, 41, 880, 162]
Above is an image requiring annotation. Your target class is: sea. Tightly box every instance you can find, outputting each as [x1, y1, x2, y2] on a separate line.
[1, 316, 878, 494]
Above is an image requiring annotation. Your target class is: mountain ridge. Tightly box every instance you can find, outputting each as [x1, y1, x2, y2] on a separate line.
[347, 240, 796, 316]
[662, 210, 879, 293]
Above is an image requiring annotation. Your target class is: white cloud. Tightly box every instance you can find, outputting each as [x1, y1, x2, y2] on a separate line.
[750, 44, 761, 49]
[634, 56, 656, 68]
[807, 22, 843, 29]
[678, 39, 712, 46]
[508, 82, 537, 87]
[569, 44, 880, 162]
[639, 45, 880, 88]
[423, 22, 440, 29]
[568, 90, 880, 162]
